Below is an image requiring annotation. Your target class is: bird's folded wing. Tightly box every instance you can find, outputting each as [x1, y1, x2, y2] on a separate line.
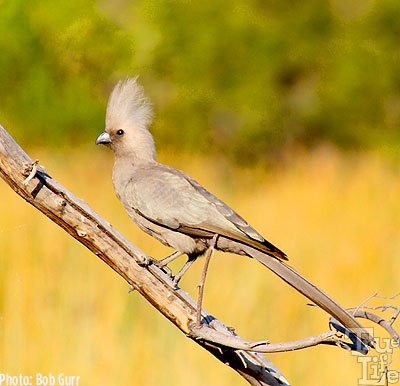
[122, 165, 286, 259]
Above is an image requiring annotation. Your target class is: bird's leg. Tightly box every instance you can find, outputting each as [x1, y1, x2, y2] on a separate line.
[172, 257, 197, 287]
[156, 251, 184, 268]
[196, 234, 218, 327]
[150, 251, 183, 277]
[154, 251, 199, 286]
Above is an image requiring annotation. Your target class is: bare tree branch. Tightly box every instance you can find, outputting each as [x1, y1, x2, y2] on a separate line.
[190, 325, 341, 353]
[190, 308, 400, 355]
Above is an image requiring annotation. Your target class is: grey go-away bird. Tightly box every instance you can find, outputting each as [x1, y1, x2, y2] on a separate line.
[96, 77, 373, 347]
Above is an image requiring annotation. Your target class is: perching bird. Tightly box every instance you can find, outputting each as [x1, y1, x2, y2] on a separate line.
[96, 77, 373, 346]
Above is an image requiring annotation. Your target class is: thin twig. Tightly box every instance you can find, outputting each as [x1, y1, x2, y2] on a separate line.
[347, 291, 400, 328]
[354, 292, 378, 314]
[196, 234, 218, 326]
[369, 291, 400, 300]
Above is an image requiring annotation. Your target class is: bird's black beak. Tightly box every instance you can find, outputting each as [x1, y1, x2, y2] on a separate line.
[96, 131, 111, 145]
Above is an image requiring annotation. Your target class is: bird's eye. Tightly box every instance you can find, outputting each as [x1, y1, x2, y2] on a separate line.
[116, 129, 124, 136]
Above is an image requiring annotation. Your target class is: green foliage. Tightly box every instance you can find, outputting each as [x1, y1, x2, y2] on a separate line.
[0, 0, 132, 145]
[1, 0, 400, 158]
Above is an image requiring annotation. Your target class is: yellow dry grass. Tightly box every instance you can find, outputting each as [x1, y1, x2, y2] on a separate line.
[0, 146, 399, 385]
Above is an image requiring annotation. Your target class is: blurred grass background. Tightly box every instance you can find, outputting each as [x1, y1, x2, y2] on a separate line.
[1, 0, 400, 384]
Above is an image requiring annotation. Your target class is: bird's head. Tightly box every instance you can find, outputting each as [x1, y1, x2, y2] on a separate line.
[96, 77, 156, 161]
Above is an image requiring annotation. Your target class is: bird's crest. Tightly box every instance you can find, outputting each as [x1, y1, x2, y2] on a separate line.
[106, 76, 153, 131]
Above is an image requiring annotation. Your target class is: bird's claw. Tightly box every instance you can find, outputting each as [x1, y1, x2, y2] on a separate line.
[137, 255, 155, 267]
[171, 275, 181, 289]
[162, 265, 173, 277]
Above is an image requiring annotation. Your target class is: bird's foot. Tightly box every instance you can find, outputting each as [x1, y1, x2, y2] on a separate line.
[148, 257, 174, 277]
[146, 251, 199, 289]
[135, 253, 162, 267]
[149, 251, 188, 287]
[140, 256, 157, 267]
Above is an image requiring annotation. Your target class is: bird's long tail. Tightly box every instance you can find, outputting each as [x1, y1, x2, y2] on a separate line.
[242, 245, 374, 347]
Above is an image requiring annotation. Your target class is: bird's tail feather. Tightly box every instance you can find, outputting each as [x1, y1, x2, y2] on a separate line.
[244, 246, 374, 347]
